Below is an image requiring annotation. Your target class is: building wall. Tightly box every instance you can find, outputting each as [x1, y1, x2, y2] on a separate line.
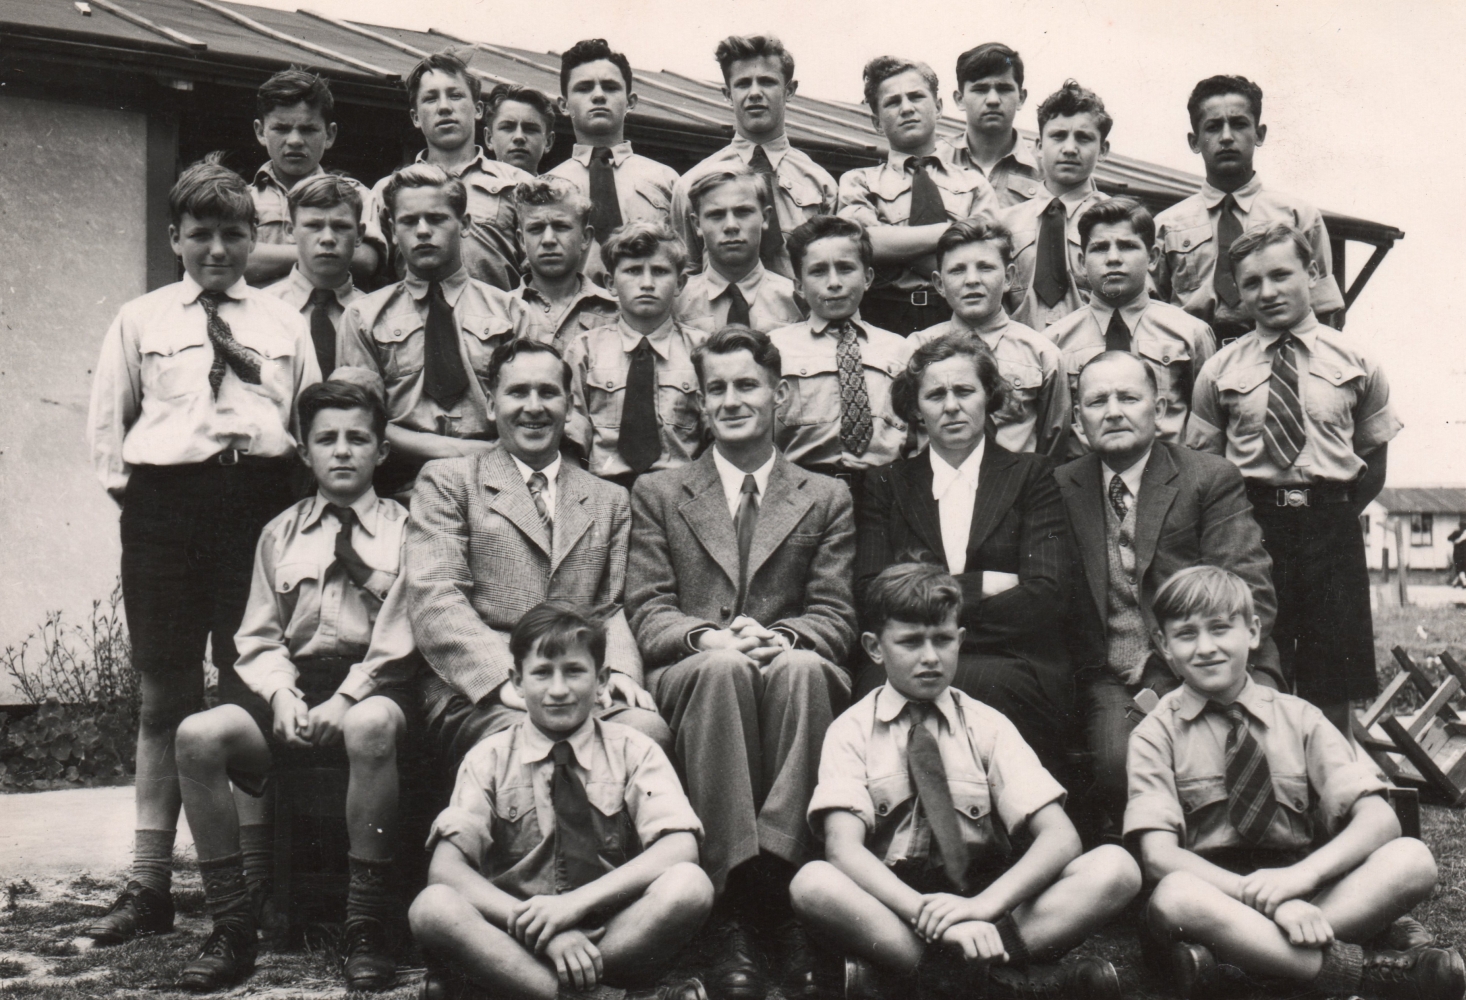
[1362, 501, 1466, 571]
[0, 95, 147, 700]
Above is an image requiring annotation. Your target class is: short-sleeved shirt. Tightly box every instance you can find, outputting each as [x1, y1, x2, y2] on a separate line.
[836, 148, 1000, 294]
[1187, 317, 1401, 485]
[1124, 678, 1388, 856]
[265, 266, 362, 333]
[548, 141, 680, 286]
[564, 316, 709, 478]
[250, 163, 385, 254]
[676, 263, 803, 334]
[809, 685, 1066, 868]
[1000, 183, 1106, 331]
[234, 489, 415, 706]
[1152, 175, 1346, 329]
[913, 316, 1068, 456]
[938, 132, 1044, 209]
[373, 149, 533, 292]
[771, 315, 914, 472]
[335, 266, 534, 441]
[510, 276, 619, 353]
[672, 133, 838, 280]
[87, 275, 321, 494]
[427, 717, 703, 899]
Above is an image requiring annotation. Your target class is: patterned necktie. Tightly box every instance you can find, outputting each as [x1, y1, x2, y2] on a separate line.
[422, 279, 468, 408]
[835, 321, 874, 457]
[735, 473, 759, 613]
[618, 336, 661, 474]
[748, 144, 784, 270]
[527, 470, 552, 541]
[197, 291, 262, 396]
[324, 504, 374, 587]
[550, 740, 603, 890]
[906, 155, 947, 280]
[722, 281, 752, 328]
[907, 702, 970, 891]
[1033, 198, 1070, 308]
[1212, 701, 1279, 845]
[1261, 333, 1307, 470]
[588, 147, 624, 243]
[1213, 194, 1244, 307]
[1108, 474, 1129, 520]
[307, 287, 337, 376]
[1104, 307, 1132, 353]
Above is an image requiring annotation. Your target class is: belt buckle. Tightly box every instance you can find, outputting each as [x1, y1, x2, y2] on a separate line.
[1280, 488, 1309, 508]
[910, 290, 929, 308]
[217, 448, 239, 466]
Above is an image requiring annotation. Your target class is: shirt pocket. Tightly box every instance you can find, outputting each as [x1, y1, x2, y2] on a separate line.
[656, 366, 702, 433]
[584, 366, 627, 428]
[1269, 772, 1315, 848]
[139, 329, 212, 401]
[586, 779, 635, 862]
[460, 311, 518, 382]
[1214, 362, 1274, 433]
[1162, 223, 1216, 297]
[994, 360, 1044, 425]
[779, 172, 828, 218]
[490, 781, 543, 861]
[273, 560, 320, 643]
[1305, 360, 1367, 429]
[371, 318, 426, 381]
[631, 178, 671, 218]
[867, 772, 915, 822]
[1176, 774, 1228, 816]
[778, 353, 840, 427]
[467, 179, 519, 232]
[237, 335, 298, 406]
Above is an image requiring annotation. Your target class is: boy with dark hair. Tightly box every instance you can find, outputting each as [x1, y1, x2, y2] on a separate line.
[564, 220, 707, 489]
[671, 35, 837, 280]
[793, 562, 1134, 1000]
[837, 56, 1000, 334]
[511, 177, 619, 351]
[771, 215, 912, 478]
[1001, 80, 1110, 331]
[171, 380, 417, 992]
[409, 602, 712, 1000]
[370, 51, 532, 292]
[247, 68, 382, 286]
[85, 159, 320, 947]
[942, 43, 1041, 208]
[549, 39, 681, 288]
[912, 218, 1068, 456]
[678, 166, 802, 334]
[1153, 75, 1345, 341]
[1131, 566, 1459, 1000]
[484, 82, 555, 174]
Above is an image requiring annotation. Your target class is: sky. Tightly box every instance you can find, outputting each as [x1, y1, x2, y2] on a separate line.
[249, 0, 1466, 486]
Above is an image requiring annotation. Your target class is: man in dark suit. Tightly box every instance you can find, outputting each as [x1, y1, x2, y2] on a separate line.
[627, 326, 856, 1000]
[1055, 350, 1276, 833]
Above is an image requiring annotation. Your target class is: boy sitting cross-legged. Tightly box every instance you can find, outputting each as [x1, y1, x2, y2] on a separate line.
[791, 562, 1138, 999]
[1132, 565, 1463, 1000]
[409, 602, 713, 1000]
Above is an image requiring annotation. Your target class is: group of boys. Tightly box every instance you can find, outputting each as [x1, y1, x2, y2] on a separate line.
[80, 24, 1453, 1000]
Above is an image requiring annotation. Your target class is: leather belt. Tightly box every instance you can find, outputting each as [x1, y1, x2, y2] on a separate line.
[1246, 481, 1355, 507]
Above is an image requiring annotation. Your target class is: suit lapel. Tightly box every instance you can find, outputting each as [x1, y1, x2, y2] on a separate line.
[1134, 445, 1180, 579]
[550, 465, 595, 575]
[483, 446, 551, 556]
[894, 455, 945, 562]
[745, 456, 815, 579]
[966, 443, 1023, 561]
[1060, 455, 1109, 621]
[677, 452, 742, 589]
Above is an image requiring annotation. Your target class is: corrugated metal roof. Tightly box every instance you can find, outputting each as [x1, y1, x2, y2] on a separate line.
[1376, 489, 1466, 515]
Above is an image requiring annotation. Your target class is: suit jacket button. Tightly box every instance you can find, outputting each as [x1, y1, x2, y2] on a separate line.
[721, 606, 731, 618]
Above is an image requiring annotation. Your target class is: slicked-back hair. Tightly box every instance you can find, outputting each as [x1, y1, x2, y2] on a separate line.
[692, 324, 782, 390]
[861, 56, 939, 116]
[298, 379, 388, 441]
[515, 176, 593, 228]
[936, 217, 1015, 267]
[560, 38, 633, 96]
[170, 156, 255, 227]
[1077, 197, 1155, 251]
[406, 51, 481, 107]
[485, 83, 557, 133]
[955, 42, 1023, 90]
[1037, 79, 1113, 140]
[1186, 74, 1263, 131]
[1076, 350, 1158, 399]
[715, 35, 795, 86]
[1152, 565, 1255, 630]
[863, 562, 963, 635]
[600, 219, 688, 275]
[1228, 220, 1314, 270]
[287, 172, 363, 222]
[510, 602, 607, 671]
[487, 338, 573, 393]
[257, 67, 334, 119]
[687, 166, 769, 215]
[890, 332, 1006, 425]
[786, 215, 873, 277]
[382, 162, 468, 220]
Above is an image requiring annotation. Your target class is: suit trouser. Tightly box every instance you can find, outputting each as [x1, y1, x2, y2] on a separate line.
[649, 648, 851, 894]
[1077, 661, 1179, 830]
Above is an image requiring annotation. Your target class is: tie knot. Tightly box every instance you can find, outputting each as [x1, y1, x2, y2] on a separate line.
[528, 471, 549, 491]
[1045, 197, 1066, 216]
[741, 473, 759, 497]
[592, 146, 615, 163]
[749, 144, 774, 172]
[1221, 193, 1239, 211]
[1210, 701, 1248, 726]
[325, 503, 357, 528]
[198, 290, 226, 311]
[906, 155, 940, 174]
[309, 287, 336, 307]
[552, 740, 574, 766]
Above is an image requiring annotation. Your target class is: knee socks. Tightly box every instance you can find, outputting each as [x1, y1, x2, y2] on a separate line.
[346, 855, 395, 926]
[1313, 941, 1365, 995]
[130, 829, 176, 896]
[198, 853, 254, 933]
[996, 914, 1033, 968]
[239, 823, 273, 899]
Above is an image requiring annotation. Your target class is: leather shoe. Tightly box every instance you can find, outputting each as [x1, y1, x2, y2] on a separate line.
[1375, 916, 1437, 953]
[343, 917, 396, 991]
[844, 956, 879, 1000]
[1362, 945, 1466, 1000]
[776, 918, 821, 998]
[85, 881, 175, 945]
[712, 920, 767, 1000]
[1166, 942, 1217, 1000]
[629, 977, 711, 1000]
[176, 921, 257, 991]
[989, 957, 1121, 1000]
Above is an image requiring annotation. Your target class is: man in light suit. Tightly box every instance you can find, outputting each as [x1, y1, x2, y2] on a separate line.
[1055, 350, 1276, 834]
[627, 326, 855, 1000]
[405, 339, 668, 768]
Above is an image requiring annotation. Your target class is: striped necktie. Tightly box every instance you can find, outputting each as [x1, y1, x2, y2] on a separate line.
[835, 321, 874, 456]
[527, 471, 552, 543]
[1261, 333, 1307, 470]
[1213, 701, 1279, 845]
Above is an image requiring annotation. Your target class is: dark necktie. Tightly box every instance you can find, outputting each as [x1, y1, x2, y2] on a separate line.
[1262, 333, 1307, 470]
[735, 473, 759, 613]
[907, 703, 970, 891]
[197, 291, 262, 397]
[324, 504, 374, 587]
[1211, 701, 1279, 845]
[1108, 474, 1129, 520]
[906, 155, 947, 281]
[1213, 194, 1244, 308]
[307, 287, 337, 376]
[422, 279, 468, 408]
[722, 281, 752, 328]
[748, 145, 784, 270]
[618, 336, 661, 474]
[835, 321, 874, 456]
[1033, 198, 1070, 308]
[550, 740, 603, 890]
[527, 470, 552, 542]
[588, 147, 624, 243]
[1104, 307, 1132, 353]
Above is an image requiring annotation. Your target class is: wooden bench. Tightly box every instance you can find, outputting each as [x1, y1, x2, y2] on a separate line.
[1354, 647, 1466, 809]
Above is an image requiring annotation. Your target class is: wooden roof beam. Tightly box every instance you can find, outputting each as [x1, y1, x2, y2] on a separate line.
[87, 0, 206, 50]
[184, 0, 399, 80]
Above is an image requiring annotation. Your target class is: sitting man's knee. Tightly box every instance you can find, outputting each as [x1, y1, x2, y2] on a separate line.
[344, 700, 400, 761]
[766, 649, 828, 687]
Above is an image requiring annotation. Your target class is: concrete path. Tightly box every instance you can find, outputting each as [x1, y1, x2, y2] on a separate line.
[0, 785, 194, 882]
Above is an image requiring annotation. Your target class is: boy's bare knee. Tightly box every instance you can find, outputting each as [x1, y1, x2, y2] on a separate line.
[1086, 844, 1143, 898]
[789, 860, 839, 917]
[1149, 871, 1207, 934]
[657, 862, 714, 917]
[173, 707, 236, 762]
[344, 700, 399, 762]
[1377, 837, 1438, 894]
[409, 884, 464, 943]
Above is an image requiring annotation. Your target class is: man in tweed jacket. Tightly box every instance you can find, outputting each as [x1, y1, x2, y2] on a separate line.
[406, 339, 669, 766]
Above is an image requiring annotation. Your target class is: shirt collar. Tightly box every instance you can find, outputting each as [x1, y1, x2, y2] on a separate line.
[1101, 446, 1152, 503]
[703, 262, 767, 298]
[712, 446, 776, 499]
[521, 273, 617, 309]
[1043, 180, 1098, 213]
[509, 450, 562, 488]
[1088, 288, 1151, 330]
[874, 683, 961, 731]
[413, 145, 494, 179]
[884, 145, 949, 173]
[1257, 314, 1321, 351]
[1201, 173, 1262, 212]
[404, 265, 470, 305]
[519, 715, 598, 769]
[254, 161, 325, 193]
[181, 273, 249, 305]
[571, 141, 634, 167]
[617, 316, 677, 359]
[731, 132, 791, 168]
[282, 265, 353, 309]
[1176, 676, 1274, 724]
[303, 488, 382, 536]
[930, 438, 985, 499]
[948, 310, 1011, 342]
[955, 129, 1037, 171]
[810, 313, 865, 338]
